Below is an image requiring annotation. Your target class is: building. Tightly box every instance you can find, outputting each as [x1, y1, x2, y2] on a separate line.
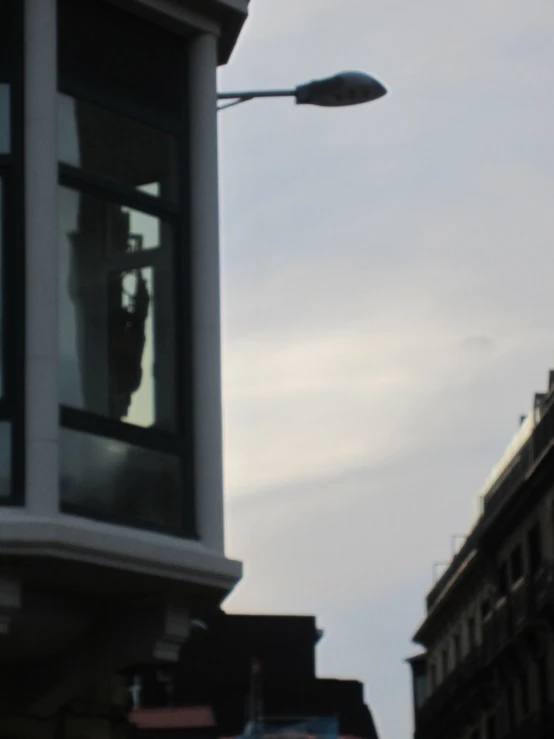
[128, 611, 380, 739]
[0, 0, 247, 736]
[408, 372, 554, 739]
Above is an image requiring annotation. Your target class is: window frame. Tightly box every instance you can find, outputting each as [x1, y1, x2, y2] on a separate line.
[57, 4, 195, 537]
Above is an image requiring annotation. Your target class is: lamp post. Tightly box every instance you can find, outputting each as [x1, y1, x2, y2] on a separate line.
[217, 71, 387, 111]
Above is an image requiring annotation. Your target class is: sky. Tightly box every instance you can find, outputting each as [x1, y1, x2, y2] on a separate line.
[216, 2, 554, 737]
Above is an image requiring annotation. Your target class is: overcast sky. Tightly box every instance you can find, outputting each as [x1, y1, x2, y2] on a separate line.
[217, 2, 554, 737]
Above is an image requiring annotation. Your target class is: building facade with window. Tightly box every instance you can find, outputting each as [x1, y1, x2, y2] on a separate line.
[0, 0, 246, 735]
[408, 373, 554, 739]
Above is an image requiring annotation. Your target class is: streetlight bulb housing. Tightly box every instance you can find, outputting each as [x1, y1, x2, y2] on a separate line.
[295, 71, 387, 108]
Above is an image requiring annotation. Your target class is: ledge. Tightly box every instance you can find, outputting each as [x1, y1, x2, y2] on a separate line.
[0, 510, 242, 595]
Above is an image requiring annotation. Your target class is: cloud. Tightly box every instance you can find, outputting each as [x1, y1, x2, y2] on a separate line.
[462, 335, 496, 353]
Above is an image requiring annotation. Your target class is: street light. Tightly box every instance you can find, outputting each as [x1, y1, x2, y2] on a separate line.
[217, 71, 387, 111]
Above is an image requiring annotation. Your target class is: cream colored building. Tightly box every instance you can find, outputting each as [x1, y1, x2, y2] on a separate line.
[409, 375, 554, 739]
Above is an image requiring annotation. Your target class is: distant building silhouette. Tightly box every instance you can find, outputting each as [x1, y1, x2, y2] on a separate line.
[408, 371, 554, 738]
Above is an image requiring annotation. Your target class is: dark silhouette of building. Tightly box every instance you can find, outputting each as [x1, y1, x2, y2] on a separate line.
[131, 611, 380, 739]
[408, 373, 554, 738]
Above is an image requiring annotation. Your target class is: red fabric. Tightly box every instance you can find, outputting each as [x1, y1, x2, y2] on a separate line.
[129, 706, 215, 729]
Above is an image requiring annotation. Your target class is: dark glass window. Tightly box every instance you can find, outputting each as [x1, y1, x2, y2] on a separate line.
[429, 663, 437, 692]
[58, 0, 192, 533]
[486, 715, 496, 739]
[498, 562, 508, 596]
[59, 95, 178, 201]
[0, 3, 13, 77]
[528, 523, 543, 575]
[482, 597, 491, 618]
[0, 178, 3, 395]
[414, 673, 428, 709]
[467, 616, 476, 651]
[0, 422, 11, 497]
[0, 0, 22, 506]
[59, 187, 176, 429]
[60, 428, 183, 530]
[58, 0, 184, 127]
[441, 648, 449, 679]
[520, 669, 530, 715]
[453, 633, 461, 666]
[0, 0, 13, 153]
[0, 85, 9, 154]
[510, 544, 524, 583]
[0, 175, 13, 499]
[538, 656, 549, 709]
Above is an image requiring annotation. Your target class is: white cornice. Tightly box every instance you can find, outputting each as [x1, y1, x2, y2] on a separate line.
[0, 511, 242, 592]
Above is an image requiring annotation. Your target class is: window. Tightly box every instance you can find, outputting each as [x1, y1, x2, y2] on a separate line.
[481, 596, 491, 619]
[58, 187, 176, 429]
[453, 633, 461, 666]
[59, 95, 179, 201]
[0, 0, 23, 504]
[510, 544, 524, 583]
[58, 0, 193, 533]
[0, 2, 12, 154]
[519, 669, 530, 715]
[414, 672, 428, 709]
[528, 523, 543, 575]
[498, 561, 508, 597]
[429, 663, 437, 692]
[538, 656, 549, 710]
[441, 647, 449, 679]
[486, 715, 496, 739]
[0, 423, 11, 498]
[467, 615, 476, 651]
[0, 85, 9, 154]
[60, 428, 182, 530]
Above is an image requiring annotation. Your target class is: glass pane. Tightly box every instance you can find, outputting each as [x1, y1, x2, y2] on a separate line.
[59, 187, 175, 430]
[60, 428, 183, 530]
[59, 0, 182, 124]
[0, 3, 13, 84]
[0, 179, 3, 397]
[0, 423, 11, 498]
[0, 85, 10, 154]
[59, 94, 178, 201]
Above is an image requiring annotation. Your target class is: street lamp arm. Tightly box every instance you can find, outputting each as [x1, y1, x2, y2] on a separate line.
[217, 89, 295, 111]
[217, 89, 296, 100]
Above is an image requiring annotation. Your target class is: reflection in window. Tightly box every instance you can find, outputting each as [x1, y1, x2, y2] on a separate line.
[59, 187, 175, 429]
[0, 85, 9, 154]
[60, 428, 182, 528]
[59, 94, 178, 200]
[109, 268, 154, 424]
[0, 423, 10, 497]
